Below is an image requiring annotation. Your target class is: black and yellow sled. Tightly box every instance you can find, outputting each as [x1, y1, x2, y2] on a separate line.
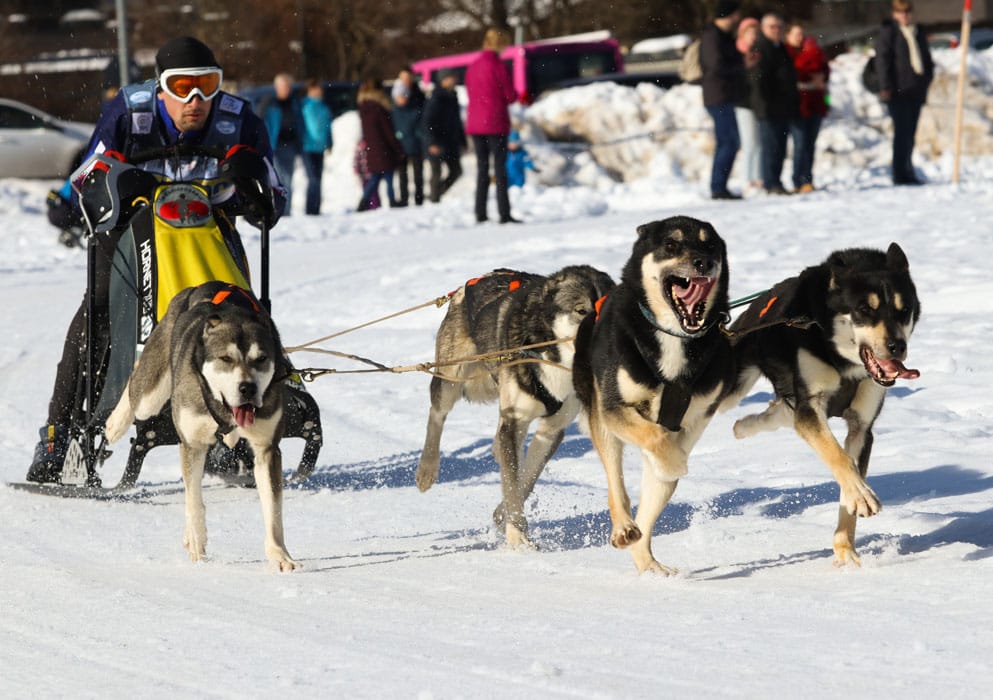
[45, 145, 322, 494]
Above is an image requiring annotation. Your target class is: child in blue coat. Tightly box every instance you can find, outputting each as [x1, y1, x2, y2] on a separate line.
[505, 129, 537, 188]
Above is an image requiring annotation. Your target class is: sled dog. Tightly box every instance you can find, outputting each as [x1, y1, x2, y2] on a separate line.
[104, 281, 298, 571]
[721, 243, 920, 566]
[573, 216, 734, 573]
[416, 265, 615, 547]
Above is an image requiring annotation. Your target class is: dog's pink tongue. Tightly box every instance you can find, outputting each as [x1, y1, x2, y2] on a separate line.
[232, 404, 256, 427]
[878, 358, 920, 380]
[674, 277, 714, 309]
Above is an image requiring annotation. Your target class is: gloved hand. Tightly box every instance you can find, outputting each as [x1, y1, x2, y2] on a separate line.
[220, 145, 276, 228]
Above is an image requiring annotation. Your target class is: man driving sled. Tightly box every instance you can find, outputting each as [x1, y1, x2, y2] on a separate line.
[27, 36, 286, 483]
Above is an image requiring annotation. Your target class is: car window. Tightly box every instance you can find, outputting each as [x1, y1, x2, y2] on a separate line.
[0, 105, 45, 129]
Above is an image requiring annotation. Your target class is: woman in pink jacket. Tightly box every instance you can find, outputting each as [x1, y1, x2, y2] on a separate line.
[465, 28, 520, 224]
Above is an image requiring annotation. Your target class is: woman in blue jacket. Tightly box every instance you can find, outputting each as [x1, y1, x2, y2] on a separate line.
[300, 79, 333, 215]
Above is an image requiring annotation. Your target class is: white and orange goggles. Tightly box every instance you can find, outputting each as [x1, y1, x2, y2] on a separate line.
[159, 67, 223, 103]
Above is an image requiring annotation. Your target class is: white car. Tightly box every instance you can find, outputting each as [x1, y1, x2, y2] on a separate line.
[0, 98, 93, 178]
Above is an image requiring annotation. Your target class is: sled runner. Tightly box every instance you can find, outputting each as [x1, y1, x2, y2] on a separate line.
[37, 144, 322, 492]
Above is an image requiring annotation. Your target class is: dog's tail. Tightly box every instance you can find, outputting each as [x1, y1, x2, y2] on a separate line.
[103, 381, 134, 444]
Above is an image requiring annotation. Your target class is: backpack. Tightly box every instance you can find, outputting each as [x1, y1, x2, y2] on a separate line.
[679, 39, 703, 85]
[862, 55, 880, 94]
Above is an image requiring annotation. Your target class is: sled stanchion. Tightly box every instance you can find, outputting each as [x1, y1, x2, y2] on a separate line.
[260, 218, 271, 314]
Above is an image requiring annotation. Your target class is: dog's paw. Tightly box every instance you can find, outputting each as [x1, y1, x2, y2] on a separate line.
[843, 479, 882, 518]
[832, 544, 862, 568]
[103, 403, 132, 444]
[268, 548, 301, 572]
[610, 520, 641, 548]
[415, 458, 439, 492]
[505, 523, 536, 550]
[637, 558, 678, 576]
[183, 527, 207, 562]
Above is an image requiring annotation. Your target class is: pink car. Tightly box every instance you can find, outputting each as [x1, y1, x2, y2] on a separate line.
[412, 34, 624, 105]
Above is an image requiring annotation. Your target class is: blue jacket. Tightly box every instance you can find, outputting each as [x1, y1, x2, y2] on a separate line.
[300, 97, 332, 153]
[506, 147, 535, 188]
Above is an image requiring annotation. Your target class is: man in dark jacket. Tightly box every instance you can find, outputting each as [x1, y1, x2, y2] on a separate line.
[699, 0, 745, 200]
[391, 68, 427, 206]
[423, 71, 467, 203]
[875, 0, 934, 185]
[748, 12, 800, 194]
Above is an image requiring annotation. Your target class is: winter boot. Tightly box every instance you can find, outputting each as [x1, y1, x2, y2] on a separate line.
[26, 424, 68, 483]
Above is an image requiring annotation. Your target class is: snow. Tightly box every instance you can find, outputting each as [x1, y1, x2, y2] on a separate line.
[2, 48, 993, 697]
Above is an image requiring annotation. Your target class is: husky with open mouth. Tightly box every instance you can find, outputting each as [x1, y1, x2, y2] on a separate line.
[104, 281, 299, 571]
[721, 243, 921, 566]
[572, 216, 734, 573]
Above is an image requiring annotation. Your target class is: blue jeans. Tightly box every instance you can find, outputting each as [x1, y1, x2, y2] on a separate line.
[887, 97, 923, 183]
[706, 103, 740, 195]
[301, 151, 324, 215]
[790, 115, 823, 189]
[273, 143, 298, 215]
[360, 170, 396, 209]
[758, 118, 790, 190]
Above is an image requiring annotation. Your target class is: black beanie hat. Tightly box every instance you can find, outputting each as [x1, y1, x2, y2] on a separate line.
[715, 0, 741, 18]
[156, 36, 221, 75]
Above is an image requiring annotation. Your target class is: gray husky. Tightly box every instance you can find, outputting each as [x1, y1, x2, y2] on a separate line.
[104, 281, 298, 571]
[416, 266, 615, 547]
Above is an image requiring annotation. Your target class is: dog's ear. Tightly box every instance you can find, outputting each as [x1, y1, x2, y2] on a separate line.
[202, 315, 222, 338]
[886, 242, 909, 272]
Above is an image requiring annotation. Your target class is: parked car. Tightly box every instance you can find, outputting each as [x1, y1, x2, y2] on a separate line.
[238, 80, 360, 119]
[928, 28, 993, 51]
[0, 98, 92, 178]
[625, 34, 693, 74]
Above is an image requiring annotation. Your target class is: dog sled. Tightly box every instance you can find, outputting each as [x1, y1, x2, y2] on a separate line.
[27, 144, 322, 494]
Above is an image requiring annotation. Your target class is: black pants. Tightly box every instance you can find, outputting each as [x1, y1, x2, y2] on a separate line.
[428, 150, 463, 202]
[471, 134, 510, 222]
[397, 154, 424, 205]
[887, 97, 923, 183]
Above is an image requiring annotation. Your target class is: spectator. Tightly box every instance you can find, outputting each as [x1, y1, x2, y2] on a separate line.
[699, 0, 745, 200]
[465, 27, 520, 224]
[748, 12, 799, 195]
[300, 78, 333, 215]
[353, 139, 381, 210]
[356, 79, 405, 212]
[734, 17, 762, 193]
[505, 129, 537, 188]
[875, 0, 934, 186]
[391, 68, 427, 206]
[785, 22, 829, 194]
[422, 69, 467, 203]
[263, 73, 304, 214]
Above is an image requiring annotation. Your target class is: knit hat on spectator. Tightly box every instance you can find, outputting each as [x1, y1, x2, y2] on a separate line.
[715, 0, 741, 18]
[156, 36, 221, 74]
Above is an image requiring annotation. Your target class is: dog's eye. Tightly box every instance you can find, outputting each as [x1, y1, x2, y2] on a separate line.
[664, 240, 680, 255]
[858, 303, 873, 315]
[218, 355, 233, 364]
[254, 354, 268, 365]
[575, 306, 588, 316]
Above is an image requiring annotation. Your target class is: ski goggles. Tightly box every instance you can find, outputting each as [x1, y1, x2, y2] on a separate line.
[159, 67, 223, 103]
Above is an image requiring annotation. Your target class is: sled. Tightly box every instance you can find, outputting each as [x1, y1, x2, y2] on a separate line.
[36, 144, 323, 493]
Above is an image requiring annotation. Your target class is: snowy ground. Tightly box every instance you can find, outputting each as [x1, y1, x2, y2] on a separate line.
[2, 50, 993, 697]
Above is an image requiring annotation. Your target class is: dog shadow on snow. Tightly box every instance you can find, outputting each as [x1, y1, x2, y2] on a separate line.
[294, 411, 993, 568]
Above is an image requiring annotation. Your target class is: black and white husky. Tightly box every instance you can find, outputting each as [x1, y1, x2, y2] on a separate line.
[722, 243, 921, 566]
[104, 281, 298, 571]
[416, 266, 615, 547]
[573, 216, 734, 573]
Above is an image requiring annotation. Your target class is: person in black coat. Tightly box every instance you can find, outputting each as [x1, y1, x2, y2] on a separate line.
[748, 12, 799, 194]
[874, 0, 934, 185]
[699, 0, 745, 200]
[391, 68, 427, 205]
[422, 71, 467, 203]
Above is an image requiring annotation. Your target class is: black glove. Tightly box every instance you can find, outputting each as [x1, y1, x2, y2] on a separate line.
[220, 145, 276, 228]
